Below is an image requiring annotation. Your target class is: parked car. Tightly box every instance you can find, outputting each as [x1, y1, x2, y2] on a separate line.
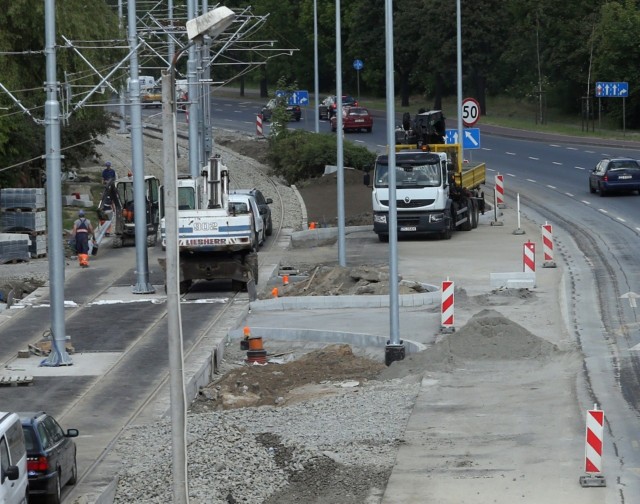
[588, 157, 640, 196]
[330, 106, 373, 133]
[320, 95, 359, 119]
[19, 412, 78, 504]
[228, 193, 265, 248]
[141, 87, 162, 108]
[231, 188, 273, 236]
[261, 98, 301, 122]
[0, 412, 29, 504]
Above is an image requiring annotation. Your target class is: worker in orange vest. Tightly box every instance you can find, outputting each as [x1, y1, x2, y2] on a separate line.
[71, 210, 95, 268]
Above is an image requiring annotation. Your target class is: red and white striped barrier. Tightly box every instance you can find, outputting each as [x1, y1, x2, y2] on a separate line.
[495, 174, 505, 208]
[256, 113, 263, 136]
[523, 241, 535, 273]
[440, 279, 455, 333]
[541, 222, 557, 268]
[579, 406, 606, 487]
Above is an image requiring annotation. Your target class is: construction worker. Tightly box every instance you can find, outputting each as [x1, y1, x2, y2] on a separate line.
[71, 210, 95, 268]
[102, 161, 116, 185]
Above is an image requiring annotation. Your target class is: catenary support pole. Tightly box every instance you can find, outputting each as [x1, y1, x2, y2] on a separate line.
[335, 0, 346, 267]
[384, 0, 403, 365]
[128, 0, 154, 294]
[162, 70, 189, 504]
[313, 0, 319, 134]
[456, 0, 463, 162]
[188, 0, 200, 178]
[42, 0, 72, 366]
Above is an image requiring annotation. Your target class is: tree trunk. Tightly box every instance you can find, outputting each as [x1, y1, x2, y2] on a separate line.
[433, 73, 444, 110]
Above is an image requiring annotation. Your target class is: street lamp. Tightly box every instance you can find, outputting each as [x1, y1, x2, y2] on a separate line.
[161, 6, 235, 503]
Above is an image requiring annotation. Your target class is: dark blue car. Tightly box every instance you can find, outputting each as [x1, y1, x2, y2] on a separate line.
[589, 157, 640, 196]
[19, 412, 78, 504]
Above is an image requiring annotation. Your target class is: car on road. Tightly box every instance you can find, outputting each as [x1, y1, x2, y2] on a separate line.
[319, 95, 359, 119]
[228, 193, 265, 248]
[141, 87, 162, 108]
[231, 188, 273, 236]
[261, 98, 301, 122]
[19, 412, 78, 504]
[330, 106, 373, 133]
[588, 157, 640, 196]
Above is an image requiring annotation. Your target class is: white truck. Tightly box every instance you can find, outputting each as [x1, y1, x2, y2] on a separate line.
[159, 155, 259, 293]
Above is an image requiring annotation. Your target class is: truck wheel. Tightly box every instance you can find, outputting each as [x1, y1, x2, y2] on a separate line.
[378, 234, 389, 243]
[460, 199, 473, 231]
[471, 199, 479, 229]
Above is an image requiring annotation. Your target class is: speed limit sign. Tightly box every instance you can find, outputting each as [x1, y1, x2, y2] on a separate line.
[462, 97, 480, 127]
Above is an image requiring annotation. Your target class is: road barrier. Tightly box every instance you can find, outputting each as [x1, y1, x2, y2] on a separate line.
[542, 222, 556, 268]
[440, 279, 455, 333]
[523, 240, 535, 273]
[495, 173, 505, 208]
[256, 113, 263, 136]
[579, 405, 606, 487]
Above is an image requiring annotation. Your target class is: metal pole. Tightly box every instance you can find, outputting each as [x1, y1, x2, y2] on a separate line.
[42, 0, 72, 366]
[313, 0, 319, 133]
[128, 0, 154, 294]
[384, 0, 403, 363]
[168, 0, 175, 63]
[336, 0, 346, 266]
[456, 0, 464, 161]
[119, 87, 126, 133]
[202, 0, 213, 160]
[188, 0, 200, 178]
[162, 69, 189, 504]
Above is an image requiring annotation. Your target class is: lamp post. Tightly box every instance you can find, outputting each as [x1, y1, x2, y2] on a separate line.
[162, 8, 235, 502]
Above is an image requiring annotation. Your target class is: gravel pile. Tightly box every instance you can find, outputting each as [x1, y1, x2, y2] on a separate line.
[112, 378, 420, 503]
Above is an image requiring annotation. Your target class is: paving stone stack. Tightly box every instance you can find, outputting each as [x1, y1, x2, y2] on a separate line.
[0, 188, 47, 260]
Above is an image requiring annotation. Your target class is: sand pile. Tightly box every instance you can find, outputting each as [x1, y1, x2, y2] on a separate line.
[379, 309, 560, 380]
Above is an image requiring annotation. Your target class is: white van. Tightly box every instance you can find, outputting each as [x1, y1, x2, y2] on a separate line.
[0, 412, 28, 504]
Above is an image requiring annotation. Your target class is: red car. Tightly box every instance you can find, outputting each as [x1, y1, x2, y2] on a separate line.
[330, 106, 373, 133]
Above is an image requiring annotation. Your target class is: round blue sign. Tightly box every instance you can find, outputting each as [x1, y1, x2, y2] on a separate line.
[353, 59, 363, 71]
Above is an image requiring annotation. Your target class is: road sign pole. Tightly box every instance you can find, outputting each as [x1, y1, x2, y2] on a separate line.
[357, 69, 360, 101]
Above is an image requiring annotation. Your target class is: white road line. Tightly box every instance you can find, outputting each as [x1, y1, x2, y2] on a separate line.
[547, 185, 557, 189]
[565, 192, 574, 197]
[481, 147, 491, 151]
[575, 166, 586, 170]
[585, 150, 595, 154]
[506, 173, 516, 177]
[552, 161, 562, 165]
[599, 208, 608, 214]
[526, 178, 536, 183]
[636, 227, 640, 232]
[529, 156, 539, 160]
[582, 200, 591, 205]
[234, 110, 243, 113]
[506, 152, 516, 156]
[617, 217, 626, 222]
[549, 144, 561, 148]
[566, 147, 578, 151]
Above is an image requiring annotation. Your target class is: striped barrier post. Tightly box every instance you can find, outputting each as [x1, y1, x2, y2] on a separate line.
[495, 173, 505, 208]
[440, 279, 455, 333]
[256, 113, 263, 136]
[579, 405, 606, 487]
[523, 241, 535, 273]
[541, 222, 557, 268]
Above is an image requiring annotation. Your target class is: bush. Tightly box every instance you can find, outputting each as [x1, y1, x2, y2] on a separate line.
[267, 130, 376, 185]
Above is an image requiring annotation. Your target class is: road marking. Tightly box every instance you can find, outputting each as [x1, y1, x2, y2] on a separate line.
[565, 192, 574, 197]
[547, 185, 557, 189]
[481, 147, 491, 151]
[506, 173, 516, 177]
[526, 178, 536, 183]
[566, 147, 578, 151]
[617, 217, 626, 222]
[599, 208, 608, 214]
[506, 152, 516, 156]
[549, 144, 561, 148]
[582, 200, 591, 205]
[529, 156, 539, 160]
[575, 166, 586, 170]
[585, 150, 596, 154]
[636, 227, 640, 232]
[234, 110, 243, 113]
[552, 161, 562, 165]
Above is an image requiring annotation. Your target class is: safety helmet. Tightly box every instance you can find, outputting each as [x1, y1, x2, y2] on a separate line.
[78, 210, 85, 216]
[105, 161, 112, 167]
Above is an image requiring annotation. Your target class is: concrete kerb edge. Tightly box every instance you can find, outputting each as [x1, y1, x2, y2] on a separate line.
[227, 326, 427, 354]
[291, 183, 308, 229]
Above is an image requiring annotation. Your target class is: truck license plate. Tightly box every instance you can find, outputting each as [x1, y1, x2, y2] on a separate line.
[400, 226, 417, 231]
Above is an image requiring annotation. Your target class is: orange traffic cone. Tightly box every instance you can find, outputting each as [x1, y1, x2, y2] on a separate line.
[282, 275, 289, 286]
[309, 221, 316, 230]
[271, 287, 279, 298]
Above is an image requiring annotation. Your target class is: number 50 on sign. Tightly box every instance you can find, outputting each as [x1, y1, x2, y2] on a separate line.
[462, 97, 480, 127]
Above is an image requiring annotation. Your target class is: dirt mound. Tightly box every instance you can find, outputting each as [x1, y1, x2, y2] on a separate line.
[192, 344, 386, 411]
[261, 264, 430, 297]
[379, 309, 560, 380]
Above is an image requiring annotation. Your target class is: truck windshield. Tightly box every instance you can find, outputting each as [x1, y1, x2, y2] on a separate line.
[374, 162, 441, 188]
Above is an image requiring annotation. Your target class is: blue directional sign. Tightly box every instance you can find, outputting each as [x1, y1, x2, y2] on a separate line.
[275, 89, 309, 106]
[445, 128, 481, 150]
[353, 59, 363, 71]
[595, 81, 629, 98]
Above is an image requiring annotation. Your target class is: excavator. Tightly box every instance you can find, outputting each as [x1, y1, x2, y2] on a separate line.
[97, 174, 161, 248]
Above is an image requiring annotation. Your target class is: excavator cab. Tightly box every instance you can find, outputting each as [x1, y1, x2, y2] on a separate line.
[98, 174, 160, 248]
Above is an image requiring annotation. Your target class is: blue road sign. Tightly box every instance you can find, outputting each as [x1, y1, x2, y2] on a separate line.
[274, 89, 309, 106]
[353, 59, 363, 71]
[445, 128, 481, 149]
[595, 81, 629, 98]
